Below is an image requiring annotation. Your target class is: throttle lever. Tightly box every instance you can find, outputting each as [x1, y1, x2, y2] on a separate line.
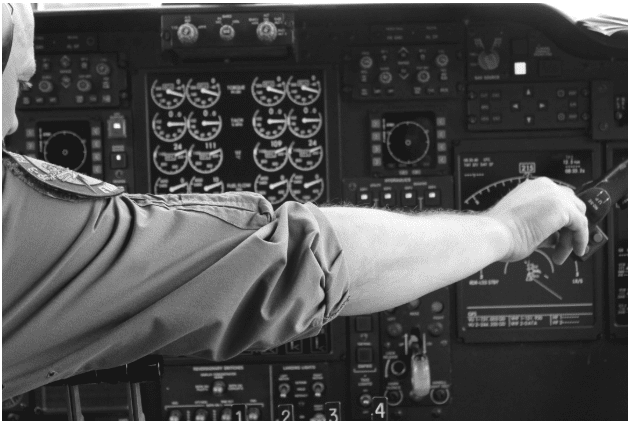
[572, 159, 628, 262]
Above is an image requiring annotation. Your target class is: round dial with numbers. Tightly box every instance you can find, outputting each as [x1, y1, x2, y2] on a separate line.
[187, 109, 222, 141]
[185, 77, 221, 108]
[153, 143, 188, 175]
[251, 75, 287, 106]
[188, 143, 224, 174]
[253, 141, 289, 172]
[287, 75, 322, 105]
[254, 173, 290, 204]
[288, 140, 324, 171]
[252, 107, 289, 139]
[288, 106, 323, 138]
[289, 173, 325, 202]
[152, 111, 187, 142]
[154, 176, 189, 194]
[151, 78, 186, 109]
[189, 175, 225, 194]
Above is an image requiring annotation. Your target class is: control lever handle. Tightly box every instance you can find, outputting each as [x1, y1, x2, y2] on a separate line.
[409, 333, 431, 402]
[572, 159, 628, 262]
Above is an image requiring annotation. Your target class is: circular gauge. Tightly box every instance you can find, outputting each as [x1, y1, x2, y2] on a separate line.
[463, 176, 575, 211]
[252, 107, 289, 139]
[154, 176, 189, 194]
[185, 77, 221, 108]
[254, 173, 291, 204]
[386, 121, 430, 165]
[251, 75, 287, 106]
[189, 176, 225, 194]
[287, 74, 322, 105]
[152, 110, 187, 142]
[288, 140, 324, 171]
[288, 106, 323, 138]
[151, 78, 186, 109]
[188, 143, 224, 174]
[187, 109, 223, 141]
[153, 143, 188, 175]
[289, 173, 325, 203]
[253, 140, 289, 172]
[43, 130, 87, 171]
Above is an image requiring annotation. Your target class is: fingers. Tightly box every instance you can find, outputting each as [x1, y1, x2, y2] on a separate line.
[551, 185, 589, 263]
[552, 228, 573, 265]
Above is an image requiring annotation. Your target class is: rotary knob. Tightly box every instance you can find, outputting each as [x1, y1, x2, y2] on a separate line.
[177, 22, 199, 45]
[76, 79, 92, 93]
[256, 21, 278, 43]
[478, 51, 500, 71]
[38, 80, 54, 93]
[220, 25, 236, 42]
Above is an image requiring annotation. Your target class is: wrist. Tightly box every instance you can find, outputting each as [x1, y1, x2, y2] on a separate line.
[481, 211, 514, 263]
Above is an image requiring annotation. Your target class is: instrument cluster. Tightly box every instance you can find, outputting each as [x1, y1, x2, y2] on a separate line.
[147, 71, 326, 205]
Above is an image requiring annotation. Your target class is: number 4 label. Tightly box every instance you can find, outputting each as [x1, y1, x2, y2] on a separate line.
[277, 404, 294, 421]
[324, 402, 341, 421]
[372, 397, 388, 421]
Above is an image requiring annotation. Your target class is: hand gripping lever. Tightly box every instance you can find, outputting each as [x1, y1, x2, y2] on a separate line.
[572, 159, 628, 262]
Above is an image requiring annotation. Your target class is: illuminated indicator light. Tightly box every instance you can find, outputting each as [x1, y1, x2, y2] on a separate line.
[384, 193, 392, 199]
[405, 192, 413, 199]
[116, 155, 122, 161]
[113, 122, 122, 129]
[428, 192, 436, 199]
[514, 62, 527, 75]
[360, 194, 368, 200]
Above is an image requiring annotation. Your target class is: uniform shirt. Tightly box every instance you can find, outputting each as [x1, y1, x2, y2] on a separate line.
[2, 151, 350, 398]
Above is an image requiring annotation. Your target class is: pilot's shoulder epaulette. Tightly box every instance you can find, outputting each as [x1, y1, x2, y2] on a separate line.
[3, 149, 123, 201]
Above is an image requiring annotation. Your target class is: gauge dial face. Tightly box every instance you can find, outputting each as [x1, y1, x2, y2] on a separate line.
[288, 106, 323, 138]
[153, 143, 188, 175]
[289, 173, 325, 202]
[154, 176, 189, 194]
[254, 173, 290, 204]
[189, 176, 225, 194]
[287, 75, 322, 105]
[251, 76, 287, 106]
[288, 140, 324, 171]
[253, 140, 289, 172]
[151, 78, 186, 109]
[188, 143, 224, 174]
[185, 77, 221, 108]
[152, 110, 187, 142]
[187, 109, 223, 141]
[386, 121, 430, 165]
[43, 130, 87, 171]
[252, 108, 289, 139]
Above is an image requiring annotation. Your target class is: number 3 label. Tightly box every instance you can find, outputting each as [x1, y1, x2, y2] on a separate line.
[324, 402, 341, 421]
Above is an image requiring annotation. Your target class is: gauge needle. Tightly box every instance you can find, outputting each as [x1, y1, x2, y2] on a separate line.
[266, 86, 284, 95]
[273, 146, 287, 156]
[166, 89, 184, 98]
[201, 120, 221, 126]
[207, 149, 222, 157]
[302, 117, 322, 123]
[309, 146, 322, 153]
[267, 118, 287, 125]
[304, 178, 323, 188]
[532, 279, 563, 300]
[174, 150, 187, 157]
[169, 182, 187, 192]
[167, 121, 186, 127]
[204, 181, 223, 192]
[301, 85, 320, 94]
[270, 179, 288, 190]
[200, 88, 219, 97]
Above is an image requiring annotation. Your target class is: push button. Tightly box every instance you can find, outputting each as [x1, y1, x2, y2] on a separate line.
[401, 190, 417, 207]
[111, 152, 127, 169]
[357, 347, 373, 363]
[425, 189, 441, 206]
[381, 191, 397, 207]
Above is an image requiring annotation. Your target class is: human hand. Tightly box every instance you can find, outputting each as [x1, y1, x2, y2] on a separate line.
[485, 177, 589, 264]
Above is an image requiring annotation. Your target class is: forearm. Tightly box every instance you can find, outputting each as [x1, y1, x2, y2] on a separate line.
[319, 207, 511, 316]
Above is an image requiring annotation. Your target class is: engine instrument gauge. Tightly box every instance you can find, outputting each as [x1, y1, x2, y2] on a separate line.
[43, 130, 88, 171]
[287, 74, 322, 105]
[151, 78, 186, 109]
[154, 176, 189, 194]
[254, 173, 290, 204]
[289, 173, 325, 202]
[185, 77, 221, 108]
[189, 176, 225, 194]
[187, 109, 223, 141]
[152, 111, 187, 142]
[253, 141, 289, 172]
[188, 143, 224, 174]
[153, 143, 188, 175]
[252, 108, 289, 139]
[386, 121, 430, 165]
[288, 106, 323, 138]
[251, 76, 287, 106]
[288, 140, 324, 171]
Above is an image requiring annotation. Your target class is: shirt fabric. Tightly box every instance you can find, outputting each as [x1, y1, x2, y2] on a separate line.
[2, 151, 350, 398]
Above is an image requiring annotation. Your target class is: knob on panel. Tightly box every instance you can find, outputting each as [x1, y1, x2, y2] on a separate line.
[477, 50, 500, 71]
[177, 22, 199, 45]
[257, 21, 278, 43]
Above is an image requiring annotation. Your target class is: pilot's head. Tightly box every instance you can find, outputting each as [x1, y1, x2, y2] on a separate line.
[2, 3, 35, 140]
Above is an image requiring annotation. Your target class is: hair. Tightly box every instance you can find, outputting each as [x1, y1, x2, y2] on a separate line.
[2, 3, 15, 73]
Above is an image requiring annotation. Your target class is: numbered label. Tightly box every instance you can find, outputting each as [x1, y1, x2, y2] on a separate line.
[371, 397, 388, 421]
[277, 404, 294, 421]
[232, 405, 246, 421]
[325, 402, 342, 421]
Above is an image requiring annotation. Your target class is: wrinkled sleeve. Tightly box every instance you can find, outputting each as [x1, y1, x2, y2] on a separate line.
[2, 165, 350, 398]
